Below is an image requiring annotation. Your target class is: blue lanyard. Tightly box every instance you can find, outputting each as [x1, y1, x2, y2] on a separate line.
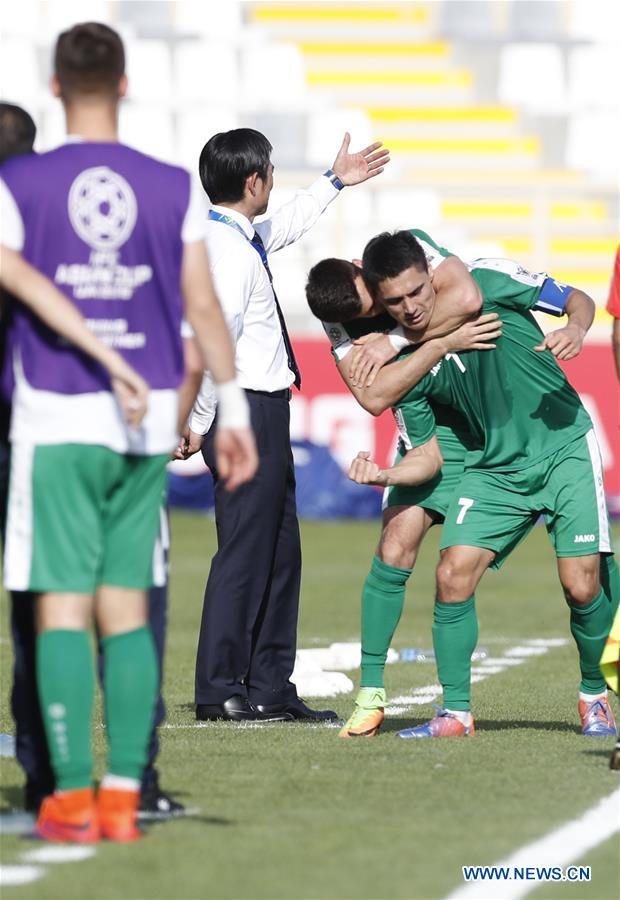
[209, 209, 272, 277]
[208, 209, 249, 238]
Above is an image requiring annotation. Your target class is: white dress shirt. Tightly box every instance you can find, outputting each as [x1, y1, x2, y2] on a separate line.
[189, 174, 341, 434]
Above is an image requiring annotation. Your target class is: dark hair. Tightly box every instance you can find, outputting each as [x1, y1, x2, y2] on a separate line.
[362, 230, 428, 289]
[305, 258, 364, 322]
[0, 103, 36, 164]
[199, 129, 272, 204]
[54, 22, 125, 100]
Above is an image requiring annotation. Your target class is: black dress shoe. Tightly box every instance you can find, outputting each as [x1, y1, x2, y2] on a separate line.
[139, 784, 186, 821]
[196, 695, 293, 722]
[254, 697, 339, 721]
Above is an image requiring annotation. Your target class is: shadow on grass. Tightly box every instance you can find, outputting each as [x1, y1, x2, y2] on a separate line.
[381, 717, 579, 734]
[1, 785, 235, 829]
[581, 746, 618, 759]
[145, 813, 234, 829]
[1, 785, 25, 811]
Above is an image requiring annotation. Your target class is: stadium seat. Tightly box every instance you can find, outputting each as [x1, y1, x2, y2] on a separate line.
[173, 41, 239, 105]
[239, 41, 306, 109]
[173, 0, 242, 36]
[119, 104, 174, 162]
[439, 0, 496, 38]
[177, 108, 239, 171]
[508, 0, 564, 39]
[41, 0, 110, 37]
[498, 43, 566, 113]
[0, 38, 40, 107]
[0, 0, 38, 37]
[568, 45, 617, 110]
[375, 188, 441, 232]
[566, 112, 620, 179]
[306, 109, 372, 168]
[568, 0, 620, 40]
[125, 39, 172, 102]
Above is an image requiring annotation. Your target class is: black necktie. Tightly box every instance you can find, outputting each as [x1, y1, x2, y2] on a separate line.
[251, 230, 301, 390]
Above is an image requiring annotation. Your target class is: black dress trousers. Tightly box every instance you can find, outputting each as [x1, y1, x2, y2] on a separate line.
[195, 390, 301, 706]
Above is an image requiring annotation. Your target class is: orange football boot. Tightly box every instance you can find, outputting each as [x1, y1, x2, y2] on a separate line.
[34, 787, 99, 843]
[98, 787, 143, 842]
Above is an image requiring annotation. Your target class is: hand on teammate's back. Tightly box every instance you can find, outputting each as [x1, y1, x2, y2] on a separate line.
[214, 427, 259, 491]
[442, 312, 503, 353]
[534, 324, 586, 361]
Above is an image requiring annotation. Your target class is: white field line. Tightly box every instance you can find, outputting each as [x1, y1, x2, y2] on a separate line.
[445, 788, 620, 900]
[0, 824, 97, 889]
[21, 847, 96, 864]
[385, 639, 568, 716]
[0, 866, 44, 886]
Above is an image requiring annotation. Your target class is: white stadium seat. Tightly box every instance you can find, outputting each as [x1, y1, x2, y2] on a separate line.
[125, 39, 172, 102]
[41, 1, 110, 37]
[566, 111, 620, 178]
[498, 43, 566, 113]
[0, 38, 40, 107]
[176, 108, 240, 171]
[173, 41, 239, 105]
[306, 109, 372, 169]
[568, 45, 619, 111]
[240, 42, 306, 110]
[0, 0, 39, 37]
[173, 0, 242, 37]
[119, 104, 174, 163]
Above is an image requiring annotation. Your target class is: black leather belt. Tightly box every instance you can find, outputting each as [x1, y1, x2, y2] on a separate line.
[245, 388, 292, 401]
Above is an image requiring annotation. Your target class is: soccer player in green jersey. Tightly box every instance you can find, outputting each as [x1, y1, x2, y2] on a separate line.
[351, 230, 618, 739]
[306, 232, 502, 737]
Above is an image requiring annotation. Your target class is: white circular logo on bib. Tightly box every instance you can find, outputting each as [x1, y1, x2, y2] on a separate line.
[68, 166, 137, 251]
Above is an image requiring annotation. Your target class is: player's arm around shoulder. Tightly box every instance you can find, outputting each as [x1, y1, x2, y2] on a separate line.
[419, 255, 482, 340]
[337, 316, 501, 417]
[534, 287, 595, 361]
[339, 252, 491, 401]
[349, 435, 443, 487]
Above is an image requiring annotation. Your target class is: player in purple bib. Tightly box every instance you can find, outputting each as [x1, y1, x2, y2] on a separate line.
[0, 22, 256, 843]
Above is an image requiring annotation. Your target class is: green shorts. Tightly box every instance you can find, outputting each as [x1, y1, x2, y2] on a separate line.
[5, 443, 168, 593]
[439, 429, 612, 569]
[384, 424, 468, 520]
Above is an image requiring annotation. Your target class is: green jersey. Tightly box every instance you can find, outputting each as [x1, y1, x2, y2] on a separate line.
[395, 260, 592, 472]
[320, 228, 475, 461]
[322, 228, 453, 362]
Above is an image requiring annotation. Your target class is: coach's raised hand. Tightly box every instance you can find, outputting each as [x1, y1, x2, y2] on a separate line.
[331, 133, 390, 185]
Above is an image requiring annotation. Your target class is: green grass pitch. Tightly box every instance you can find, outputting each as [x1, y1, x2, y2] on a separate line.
[1, 514, 619, 900]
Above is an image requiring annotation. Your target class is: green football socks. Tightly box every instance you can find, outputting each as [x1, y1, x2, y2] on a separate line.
[569, 587, 612, 695]
[432, 596, 478, 712]
[37, 629, 94, 791]
[601, 554, 619, 617]
[360, 556, 411, 688]
[102, 626, 158, 781]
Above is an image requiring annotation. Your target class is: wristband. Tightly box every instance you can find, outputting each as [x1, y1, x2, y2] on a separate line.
[215, 379, 250, 429]
[323, 169, 345, 191]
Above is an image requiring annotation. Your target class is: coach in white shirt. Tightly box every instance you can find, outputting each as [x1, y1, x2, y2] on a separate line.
[185, 128, 389, 722]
